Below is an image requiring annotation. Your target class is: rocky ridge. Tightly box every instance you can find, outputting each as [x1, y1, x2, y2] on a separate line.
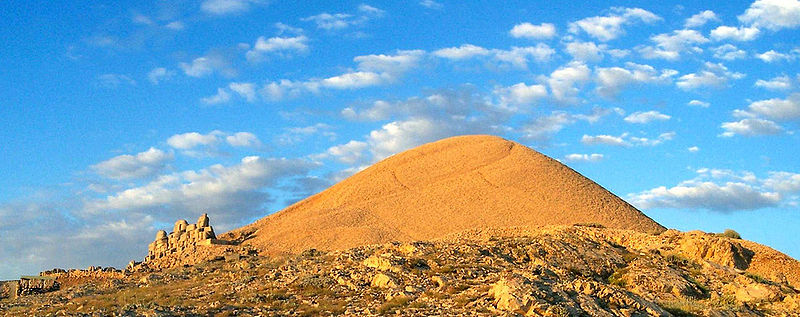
[3, 225, 799, 316]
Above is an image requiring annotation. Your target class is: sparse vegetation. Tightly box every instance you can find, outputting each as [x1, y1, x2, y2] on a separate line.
[717, 229, 742, 239]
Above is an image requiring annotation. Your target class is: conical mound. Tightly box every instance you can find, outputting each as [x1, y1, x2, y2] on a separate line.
[225, 135, 665, 253]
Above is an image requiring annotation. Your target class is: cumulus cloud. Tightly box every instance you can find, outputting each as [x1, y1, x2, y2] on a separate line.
[493, 82, 548, 108]
[628, 168, 800, 211]
[93, 156, 317, 226]
[325, 140, 369, 164]
[755, 75, 793, 90]
[147, 67, 175, 84]
[509, 22, 557, 39]
[419, 0, 443, 9]
[92, 148, 173, 180]
[225, 132, 262, 148]
[582, 132, 674, 146]
[167, 131, 222, 149]
[711, 44, 747, 61]
[565, 41, 604, 62]
[688, 100, 710, 108]
[688, 146, 700, 152]
[581, 134, 627, 146]
[720, 118, 783, 136]
[756, 50, 796, 62]
[434, 44, 554, 69]
[354, 50, 425, 74]
[738, 0, 800, 31]
[624, 110, 671, 124]
[201, 0, 262, 15]
[685, 10, 720, 28]
[676, 62, 745, 90]
[179, 53, 234, 78]
[245, 35, 309, 62]
[744, 93, 800, 120]
[637, 29, 709, 60]
[710, 25, 760, 41]
[547, 61, 591, 103]
[568, 7, 661, 41]
[433, 44, 490, 59]
[564, 153, 604, 162]
[302, 5, 384, 31]
[228, 82, 258, 102]
[202, 88, 232, 105]
[278, 123, 336, 144]
[594, 62, 677, 97]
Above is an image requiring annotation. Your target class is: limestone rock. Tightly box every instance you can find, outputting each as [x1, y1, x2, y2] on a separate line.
[371, 273, 398, 289]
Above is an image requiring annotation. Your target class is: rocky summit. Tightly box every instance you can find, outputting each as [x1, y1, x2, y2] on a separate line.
[2, 135, 799, 316]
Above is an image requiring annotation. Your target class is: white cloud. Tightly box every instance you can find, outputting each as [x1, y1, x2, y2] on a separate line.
[201, 0, 261, 15]
[676, 62, 745, 90]
[179, 54, 232, 78]
[581, 134, 627, 146]
[688, 100, 710, 108]
[326, 140, 369, 164]
[342, 100, 394, 121]
[494, 82, 548, 107]
[147, 67, 175, 84]
[763, 171, 800, 192]
[628, 168, 800, 211]
[201, 88, 231, 105]
[492, 45, 555, 68]
[520, 112, 574, 141]
[720, 118, 783, 136]
[321, 71, 387, 89]
[564, 153, 604, 162]
[433, 44, 491, 59]
[581, 132, 674, 146]
[419, 0, 443, 9]
[688, 146, 700, 152]
[225, 132, 262, 148]
[685, 10, 720, 28]
[624, 110, 671, 123]
[739, 0, 800, 31]
[594, 62, 676, 97]
[228, 82, 258, 102]
[711, 44, 747, 60]
[710, 25, 760, 41]
[279, 123, 335, 144]
[629, 181, 780, 211]
[638, 29, 709, 60]
[565, 41, 604, 62]
[167, 131, 223, 149]
[302, 6, 383, 31]
[92, 148, 173, 180]
[756, 50, 795, 62]
[509, 22, 557, 39]
[568, 7, 661, 41]
[434, 44, 554, 69]
[165, 21, 185, 30]
[547, 61, 591, 103]
[95, 156, 316, 225]
[354, 50, 425, 74]
[755, 75, 793, 90]
[245, 35, 309, 62]
[746, 93, 800, 120]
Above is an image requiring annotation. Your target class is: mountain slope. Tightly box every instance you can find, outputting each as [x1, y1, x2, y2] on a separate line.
[224, 135, 664, 253]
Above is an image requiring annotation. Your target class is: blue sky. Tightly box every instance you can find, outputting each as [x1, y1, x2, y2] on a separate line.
[1, 0, 799, 279]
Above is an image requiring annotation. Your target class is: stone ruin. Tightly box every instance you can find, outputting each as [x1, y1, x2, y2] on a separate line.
[144, 213, 230, 263]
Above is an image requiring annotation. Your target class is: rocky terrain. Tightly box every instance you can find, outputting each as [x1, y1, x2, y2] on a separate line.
[3, 135, 799, 316]
[3, 225, 800, 316]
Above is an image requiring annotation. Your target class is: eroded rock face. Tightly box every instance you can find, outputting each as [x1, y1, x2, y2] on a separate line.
[678, 232, 755, 270]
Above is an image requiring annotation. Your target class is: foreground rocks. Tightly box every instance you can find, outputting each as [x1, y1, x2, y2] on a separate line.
[2, 225, 799, 316]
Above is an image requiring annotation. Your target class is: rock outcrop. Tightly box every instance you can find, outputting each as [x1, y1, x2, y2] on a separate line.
[145, 213, 220, 262]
